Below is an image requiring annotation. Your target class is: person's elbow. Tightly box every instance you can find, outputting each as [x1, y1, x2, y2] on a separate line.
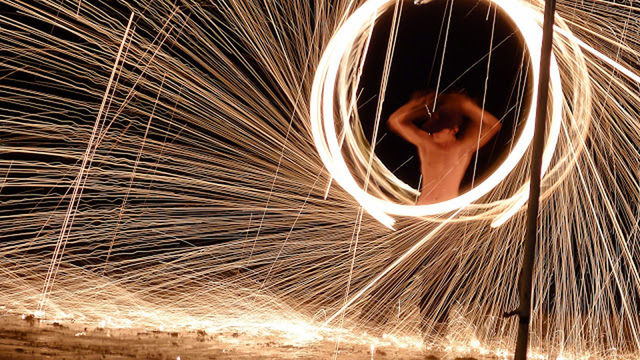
[483, 113, 501, 132]
[485, 120, 501, 140]
[388, 114, 402, 135]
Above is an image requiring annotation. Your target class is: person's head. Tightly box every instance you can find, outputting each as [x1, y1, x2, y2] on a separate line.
[422, 96, 465, 144]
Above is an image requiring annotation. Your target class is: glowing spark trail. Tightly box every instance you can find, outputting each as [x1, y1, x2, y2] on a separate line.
[324, 209, 461, 325]
[38, 11, 136, 312]
[0, 0, 639, 358]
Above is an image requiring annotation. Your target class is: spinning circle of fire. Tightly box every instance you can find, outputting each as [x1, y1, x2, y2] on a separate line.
[311, 0, 574, 228]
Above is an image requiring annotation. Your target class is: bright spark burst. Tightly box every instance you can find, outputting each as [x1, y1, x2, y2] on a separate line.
[0, 0, 639, 358]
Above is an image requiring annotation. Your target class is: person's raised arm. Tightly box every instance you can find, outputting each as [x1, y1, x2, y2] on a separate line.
[388, 94, 433, 147]
[459, 98, 502, 151]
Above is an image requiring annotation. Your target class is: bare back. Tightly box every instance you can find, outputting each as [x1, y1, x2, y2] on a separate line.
[416, 142, 472, 205]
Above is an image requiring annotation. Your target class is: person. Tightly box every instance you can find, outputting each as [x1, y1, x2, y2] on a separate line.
[389, 91, 502, 337]
[388, 91, 501, 204]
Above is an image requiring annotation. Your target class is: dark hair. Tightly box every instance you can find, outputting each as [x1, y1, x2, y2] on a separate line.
[420, 91, 470, 135]
[424, 108, 463, 134]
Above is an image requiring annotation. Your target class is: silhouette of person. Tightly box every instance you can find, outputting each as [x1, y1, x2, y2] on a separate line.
[388, 91, 501, 204]
[389, 91, 502, 336]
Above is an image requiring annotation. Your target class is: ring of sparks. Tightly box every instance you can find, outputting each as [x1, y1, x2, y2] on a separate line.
[310, 0, 566, 228]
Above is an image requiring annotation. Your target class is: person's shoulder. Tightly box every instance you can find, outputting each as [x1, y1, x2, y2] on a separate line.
[443, 136, 470, 150]
[414, 134, 439, 151]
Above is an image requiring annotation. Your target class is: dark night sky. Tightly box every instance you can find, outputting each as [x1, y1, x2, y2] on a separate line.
[358, 0, 533, 191]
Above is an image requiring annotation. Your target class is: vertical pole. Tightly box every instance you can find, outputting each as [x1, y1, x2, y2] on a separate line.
[514, 1, 556, 359]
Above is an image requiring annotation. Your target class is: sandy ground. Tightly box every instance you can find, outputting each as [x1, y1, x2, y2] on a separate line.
[0, 314, 479, 360]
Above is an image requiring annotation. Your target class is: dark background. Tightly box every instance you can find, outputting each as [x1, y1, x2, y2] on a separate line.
[357, 0, 533, 191]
